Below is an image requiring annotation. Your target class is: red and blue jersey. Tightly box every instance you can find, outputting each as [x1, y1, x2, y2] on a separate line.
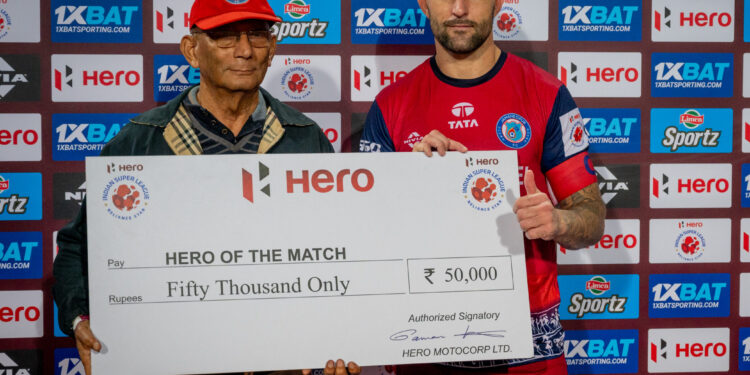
[360, 51, 597, 371]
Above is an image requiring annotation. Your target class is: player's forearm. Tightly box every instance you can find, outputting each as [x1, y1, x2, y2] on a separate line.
[552, 183, 606, 250]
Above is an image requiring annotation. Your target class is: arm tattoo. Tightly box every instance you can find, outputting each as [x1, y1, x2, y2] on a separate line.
[553, 183, 606, 250]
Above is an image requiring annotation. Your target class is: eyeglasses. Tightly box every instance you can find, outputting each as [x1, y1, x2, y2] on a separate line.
[193, 29, 272, 48]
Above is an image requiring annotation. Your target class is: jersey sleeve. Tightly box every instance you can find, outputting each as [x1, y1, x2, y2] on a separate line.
[540, 85, 597, 201]
[359, 101, 395, 153]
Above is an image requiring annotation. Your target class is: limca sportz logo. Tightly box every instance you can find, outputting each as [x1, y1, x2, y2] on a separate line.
[559, 274, 638, 320]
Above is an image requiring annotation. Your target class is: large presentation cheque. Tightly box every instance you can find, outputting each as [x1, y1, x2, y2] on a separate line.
[86, 151, 532, 374]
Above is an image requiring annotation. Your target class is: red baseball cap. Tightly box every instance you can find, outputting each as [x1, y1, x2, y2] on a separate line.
[189, 0, 282, 30]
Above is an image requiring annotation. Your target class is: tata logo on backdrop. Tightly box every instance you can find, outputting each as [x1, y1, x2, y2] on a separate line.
[51, 54, 143, 102]
[51, 0, 143, 43]
[649, 273, 730, 318]
[0, 232, 42, 280]
[651, 53, 733, 98]
[153, 0, 190, 43]
[558, 274, 639, 320]
[650, 108, 732, 153]
[0, 55, 40, 102]
[350, 55, 427, 102]
[650, 163, 731, 208]
[52, 113, 133, 161]
[268, 0, 340, 44]
[351, 0, 434, 44]
[559, 0, 641, 41]
[0, 290, 43, 339]
[0, 173, 42, 221]
[0, 114, 41, 162]
[564, 329, 638, 374]
[154, 55, 199, 102]
[581, 108, 640, 153]
[558, 219, 639, 265]
[54, 348, 84, 375]
[649, 218, 731, 264]
[648, 328, 729, 373]
[0, 0, 41, 43]
[558, 52, 641, 98]
[652, 0, 734, 42]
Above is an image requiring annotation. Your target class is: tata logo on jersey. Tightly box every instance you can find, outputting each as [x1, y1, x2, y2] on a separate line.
[0, 232, 42, 280]
[649, 273, 730, 318]
[269, 0, 340, 44]
[650, 108, 732, 154]
[558, 52, 641, 98]
[650, 164, 731, 208]
[51, 0, 143, 43]
[154, 55, 199, 102]
[54, 348, 84, 375]
[559, 274, 639, 320]
[652, 53, 733, 98]
[351, 0, 433, 44]
[559, 0, 641, 41]
[558, 219, 639, 265]
[350, 55, 426, 102]
[0, 173, 41, 221]
[51, 54, 143, 102]
[449, 102, 479, 130]
[648, 328, 729, 373]
[652, 0, 734, 42]
[0, 291, 43, 339]
[564, 329, 638, 374]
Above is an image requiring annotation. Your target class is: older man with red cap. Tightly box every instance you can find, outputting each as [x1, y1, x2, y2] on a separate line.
[52, 1, 356, 374]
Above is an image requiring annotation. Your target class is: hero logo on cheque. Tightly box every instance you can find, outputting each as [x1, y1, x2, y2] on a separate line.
[101, 164, 149, 220]
[462, 164, 505, 211]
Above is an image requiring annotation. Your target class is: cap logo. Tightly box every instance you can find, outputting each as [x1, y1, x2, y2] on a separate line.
[225, 0, 249, 4]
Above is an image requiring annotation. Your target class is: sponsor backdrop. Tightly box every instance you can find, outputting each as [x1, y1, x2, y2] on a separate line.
[0, 0, 749, 374]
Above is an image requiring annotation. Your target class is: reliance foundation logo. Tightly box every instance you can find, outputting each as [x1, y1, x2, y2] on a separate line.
[652, 0, 734, 42]
[649, 273, 730, 318]
[461, 167, 505, 212]
[650, 163, 731, 208]
[648, 328, 729, 373]
[559, 0, 641, 41]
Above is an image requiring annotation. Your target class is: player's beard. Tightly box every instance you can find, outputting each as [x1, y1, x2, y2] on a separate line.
[432, 10, 494, 55]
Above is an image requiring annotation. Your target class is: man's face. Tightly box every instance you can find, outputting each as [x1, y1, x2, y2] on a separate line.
[420, 0, 501, 55]
[188, 20, 276, 93]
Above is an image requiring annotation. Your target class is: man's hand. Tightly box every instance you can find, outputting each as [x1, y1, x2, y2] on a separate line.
[412, 130, 467, 156]
[513, 170, 559, 241]
[302, 359, 361, 375]
[74, 320, 102, 375]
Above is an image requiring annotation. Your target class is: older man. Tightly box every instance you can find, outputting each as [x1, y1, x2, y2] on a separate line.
[360, 0, 606, 374]
[52, 1, 356, 374]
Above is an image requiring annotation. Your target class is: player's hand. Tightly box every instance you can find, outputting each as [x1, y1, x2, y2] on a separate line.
[411, 130, 467, 156]
[302, 359, 361, 375]
[74, 320, 102, 375]
[513, 170, 559, 241]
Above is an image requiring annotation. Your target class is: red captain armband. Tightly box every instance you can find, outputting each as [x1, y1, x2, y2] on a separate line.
[545, 153, 597, 202]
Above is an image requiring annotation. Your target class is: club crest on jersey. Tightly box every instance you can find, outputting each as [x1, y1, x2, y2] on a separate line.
[496, 113, 531, 149]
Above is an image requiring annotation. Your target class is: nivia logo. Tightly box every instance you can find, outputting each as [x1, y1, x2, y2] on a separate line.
[558, 52, 641, 98]
[595, 165, 639, 208]
[351, 0, 433, 44]
[0, 350, 41, 375]
[0, 55, 40, 102]
[0, 0, 41, 43]
[652, 0, 734, 42]
[51, 0, 143, 43]
[269, 0, 340, 44]
[743, 164, 750, 207]
[651, 53, 733, 98]
[0, 290, 43, 339]
[0, 232, 42, 280]
[582, 108, 640, 153]
[0, 114, 42, 162]
[54, 348, 84, 375]
[559, 0, 641, 41]
[0, 173, 42, 221]
[650, 163, 732, 208]
[153, 0, 190, 43]
[564, 329, 638, 374]
[650, 108, 732, 153]
[52, 113, 132, 161]
[493, 1, 548, 41]
[154, 55, 199, 102]
[648, 328, 729, 373]
[350, 55, 426, 102]
[51, 54, 143, 102]
[558, 219, 640, 265]
[741, 327, 750, 371]
[649, 273, 730, 318]
[559, 274, 639, 320]
[649, 218, 731, 264]
[241, 162, 271, 204]
[53, 173, 85, 220]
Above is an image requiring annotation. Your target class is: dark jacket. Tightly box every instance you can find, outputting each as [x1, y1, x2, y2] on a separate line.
[52, 87, 333, 336]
